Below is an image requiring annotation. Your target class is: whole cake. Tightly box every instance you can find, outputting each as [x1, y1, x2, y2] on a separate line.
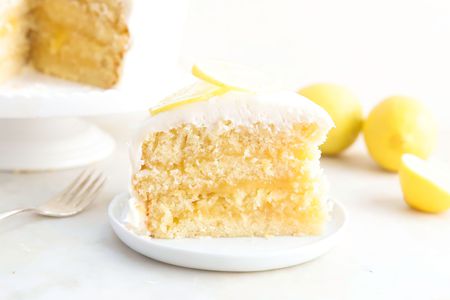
[0, 0, 129, 88]
[128, 79, 334, 239]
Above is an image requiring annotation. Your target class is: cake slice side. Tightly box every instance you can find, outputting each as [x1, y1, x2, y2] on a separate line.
[29, 0, 130, 88]
[131, 91, 334, 238]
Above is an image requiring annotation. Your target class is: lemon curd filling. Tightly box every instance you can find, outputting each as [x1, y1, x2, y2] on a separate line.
[132, 111, 332, 238]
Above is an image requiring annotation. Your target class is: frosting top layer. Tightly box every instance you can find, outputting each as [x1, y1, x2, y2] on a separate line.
[143, 90, 333, 133]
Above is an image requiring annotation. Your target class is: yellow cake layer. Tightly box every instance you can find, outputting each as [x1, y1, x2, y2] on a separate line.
[138, 179, 327, 238]
[30, 18, 125, 87]
[33, 0, 129, 46]
[133, 122, 329, 238]
[146, 187, 326, 238]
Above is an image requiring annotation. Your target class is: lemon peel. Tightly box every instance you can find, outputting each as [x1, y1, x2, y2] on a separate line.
[150, 81, 229, 116]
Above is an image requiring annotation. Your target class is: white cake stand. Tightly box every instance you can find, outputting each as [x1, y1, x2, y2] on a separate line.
[0, 68, 189, 171]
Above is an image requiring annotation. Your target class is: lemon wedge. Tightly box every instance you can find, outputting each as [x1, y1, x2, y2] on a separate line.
[150, 81, 229, 116]
[192, 60, 278, 92]
[399, 154, 450, 213]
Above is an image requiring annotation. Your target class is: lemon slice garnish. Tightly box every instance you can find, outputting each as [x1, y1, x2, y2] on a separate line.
[399, 154, 450, 213]
[150, 81, 229, 116]
[192, 60, 278, 92]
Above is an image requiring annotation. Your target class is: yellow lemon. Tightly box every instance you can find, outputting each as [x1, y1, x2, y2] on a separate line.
[192, 60, 280, 92]
[150, 81, 229, 116]
[363, 96, 437, 171]
[399, 154, 450, 213]
[298, 83, 363, 155]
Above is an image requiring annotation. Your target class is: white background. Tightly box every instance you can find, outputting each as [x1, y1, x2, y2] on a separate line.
[182, 0, 450, 124]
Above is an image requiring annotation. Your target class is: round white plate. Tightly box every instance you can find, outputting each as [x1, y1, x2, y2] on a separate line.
[108, 193, 346, 272]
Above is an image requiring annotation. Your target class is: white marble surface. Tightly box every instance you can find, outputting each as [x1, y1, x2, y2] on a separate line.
[1, 114, 449, 300]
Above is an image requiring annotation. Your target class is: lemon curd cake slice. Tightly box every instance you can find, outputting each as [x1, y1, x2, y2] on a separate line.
[128, 82, 334, 239]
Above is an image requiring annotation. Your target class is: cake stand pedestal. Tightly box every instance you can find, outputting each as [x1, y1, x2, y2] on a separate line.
[0, 118, 115, 171]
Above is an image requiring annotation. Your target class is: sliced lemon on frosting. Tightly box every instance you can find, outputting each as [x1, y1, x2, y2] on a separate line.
[399, 154, 450, 213]
[151, 61, 276, 115]
[192, 60, 278, 92]
[150, 81, 228, 116]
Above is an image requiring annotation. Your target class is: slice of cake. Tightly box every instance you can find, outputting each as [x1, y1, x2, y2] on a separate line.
[129, 85, 334, 238]
[0, 0, 130, 88]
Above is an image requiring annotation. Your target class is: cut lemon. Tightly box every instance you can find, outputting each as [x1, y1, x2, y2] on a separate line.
[399, 154, 450, 213]
[192, 60, 278, 92]
[150, 81, 229, 116]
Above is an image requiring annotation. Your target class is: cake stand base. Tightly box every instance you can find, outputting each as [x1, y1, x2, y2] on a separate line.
[0, 118, 115, 172]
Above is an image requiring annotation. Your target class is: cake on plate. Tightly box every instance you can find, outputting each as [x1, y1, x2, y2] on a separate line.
[128, 68, 334, 239]
[0, 0, 129, 88]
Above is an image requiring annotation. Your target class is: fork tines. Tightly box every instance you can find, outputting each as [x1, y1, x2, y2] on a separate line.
[58, 169, 107, 208]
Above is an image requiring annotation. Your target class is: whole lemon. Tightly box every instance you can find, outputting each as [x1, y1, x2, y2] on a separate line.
[363, 96, 437, 172]
[299, 83, 363, 155]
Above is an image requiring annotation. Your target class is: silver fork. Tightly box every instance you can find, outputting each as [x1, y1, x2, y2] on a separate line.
[0, 169, 106, 221]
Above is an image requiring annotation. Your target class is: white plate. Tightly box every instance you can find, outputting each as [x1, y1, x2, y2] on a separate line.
[108, 193, 346, 272]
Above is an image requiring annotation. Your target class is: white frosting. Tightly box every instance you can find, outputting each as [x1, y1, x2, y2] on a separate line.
[149, 91, 332, 131]
[130, 90, 334, 173]
[122, 196, 148, 235]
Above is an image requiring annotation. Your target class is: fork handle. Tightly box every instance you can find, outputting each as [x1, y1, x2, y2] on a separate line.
[0, 208, 34, 221]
